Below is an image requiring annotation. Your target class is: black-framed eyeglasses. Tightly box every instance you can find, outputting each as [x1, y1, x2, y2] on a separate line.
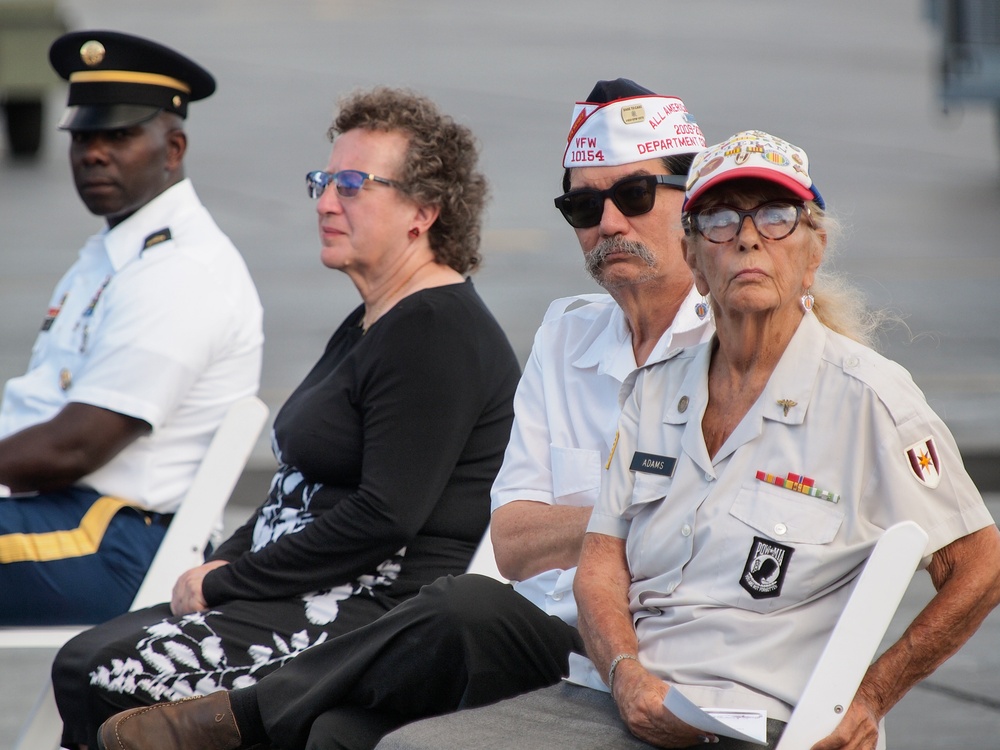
[306, 169, 401, 199]
[685, 201, 807, 244]
[553, 174, 687, 229]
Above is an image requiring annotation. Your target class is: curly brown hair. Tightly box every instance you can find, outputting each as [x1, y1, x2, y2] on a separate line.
[329, 87, 488, 274]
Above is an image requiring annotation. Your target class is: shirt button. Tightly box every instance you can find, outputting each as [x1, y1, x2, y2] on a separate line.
[681, 524, 692, 537]
[774, 523, 788, 536]
[552, 592, 563, 601]
[678, 396, 690, 413]
[704, 472, 713, 482]
[845, 356, 860, 369]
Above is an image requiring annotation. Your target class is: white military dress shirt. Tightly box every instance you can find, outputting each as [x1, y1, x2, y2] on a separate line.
[491, 287, 713, 685]
[0, 179, 264, 513]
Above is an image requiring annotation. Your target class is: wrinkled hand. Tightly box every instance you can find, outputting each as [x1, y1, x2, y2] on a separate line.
[612, 659, 717, 748]
[170, 559, 229, 615]
[810, 691, 881, 750]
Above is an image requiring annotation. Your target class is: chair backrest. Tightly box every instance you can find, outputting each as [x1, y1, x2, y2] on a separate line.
[130, 395, 269, 607]
[465, 522, 508, 582]
[774, 520, 928, 750]
[0, 394, 269, 647]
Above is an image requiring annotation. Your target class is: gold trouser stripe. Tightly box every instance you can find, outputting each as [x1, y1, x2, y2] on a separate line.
[0, 495, 134, 564]
[69, 70, 191, 94]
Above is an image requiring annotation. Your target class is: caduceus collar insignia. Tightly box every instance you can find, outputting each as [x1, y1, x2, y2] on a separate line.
[777, 399, 797, 417]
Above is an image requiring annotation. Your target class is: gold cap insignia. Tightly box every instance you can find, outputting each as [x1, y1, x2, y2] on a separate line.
[80, 40, 106, 67]
[172, 94, 182, 108]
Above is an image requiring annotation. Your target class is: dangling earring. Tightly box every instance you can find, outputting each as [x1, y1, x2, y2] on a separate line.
[801, 289, 815, 314]
[408, 227, 420, 239]
[694, 295, 709, 321]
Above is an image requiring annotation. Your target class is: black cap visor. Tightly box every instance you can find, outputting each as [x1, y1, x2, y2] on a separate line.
[58, 103, 162, 131]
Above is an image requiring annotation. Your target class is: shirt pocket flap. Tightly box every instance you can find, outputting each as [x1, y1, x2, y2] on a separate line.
[550, 445, 601, 501]
[729, 485, 843, 544]
[622, 473, 675, 520]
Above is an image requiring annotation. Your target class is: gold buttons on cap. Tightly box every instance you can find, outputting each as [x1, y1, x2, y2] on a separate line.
[80, 40, 106, 67]
[172, 95, 182, 108]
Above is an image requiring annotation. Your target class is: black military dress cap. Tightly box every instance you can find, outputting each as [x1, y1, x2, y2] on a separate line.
[49, 30, 216, 131]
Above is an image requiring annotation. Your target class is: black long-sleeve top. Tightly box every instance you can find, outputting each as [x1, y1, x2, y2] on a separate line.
[203, 279, 519, 605]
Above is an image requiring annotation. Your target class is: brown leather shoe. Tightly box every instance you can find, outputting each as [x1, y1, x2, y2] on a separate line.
[96, 691, 243, 750]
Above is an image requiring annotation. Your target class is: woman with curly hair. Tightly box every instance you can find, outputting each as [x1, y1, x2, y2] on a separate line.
[52, 86, 520, 749]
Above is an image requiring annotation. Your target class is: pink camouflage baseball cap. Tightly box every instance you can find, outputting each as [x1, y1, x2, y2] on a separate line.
[683, 129, 825, 210]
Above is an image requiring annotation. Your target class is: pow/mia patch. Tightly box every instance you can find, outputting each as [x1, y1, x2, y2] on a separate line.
[740, 536, 793, 600]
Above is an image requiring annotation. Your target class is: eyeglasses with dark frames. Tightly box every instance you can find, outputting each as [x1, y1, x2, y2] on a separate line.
[306, 169, 402, 199]
[553, 173, 687, 229]
[685, 201, 808, 244]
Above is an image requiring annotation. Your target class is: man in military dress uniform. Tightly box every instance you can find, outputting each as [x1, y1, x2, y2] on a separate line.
[0, 30, 264, 625]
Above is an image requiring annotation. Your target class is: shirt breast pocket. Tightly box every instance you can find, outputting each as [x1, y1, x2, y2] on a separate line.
[708, 483, 844, 613]
[550, 445, 601, 506]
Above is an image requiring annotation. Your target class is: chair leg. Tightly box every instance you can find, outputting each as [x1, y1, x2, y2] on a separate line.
[13, 681, 62, 750]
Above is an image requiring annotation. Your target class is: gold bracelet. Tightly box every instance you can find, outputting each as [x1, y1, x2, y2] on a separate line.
[607, 652, 638, 692]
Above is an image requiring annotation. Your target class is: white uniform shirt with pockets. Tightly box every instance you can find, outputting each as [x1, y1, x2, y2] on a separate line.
[491, 288, 712, 685]
[590, 312, 994, 721]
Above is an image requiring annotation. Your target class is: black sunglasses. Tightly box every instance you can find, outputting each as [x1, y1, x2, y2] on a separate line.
[553, 174, 687, 229]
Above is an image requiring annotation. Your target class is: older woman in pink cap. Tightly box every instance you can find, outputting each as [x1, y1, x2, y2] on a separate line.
[569, 131, 1000, 749]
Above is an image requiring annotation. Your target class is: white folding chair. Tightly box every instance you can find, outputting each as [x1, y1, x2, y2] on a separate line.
[775, 520, 929, 750]
[0, 395, 269, 750]
[465, 522, 508, 582]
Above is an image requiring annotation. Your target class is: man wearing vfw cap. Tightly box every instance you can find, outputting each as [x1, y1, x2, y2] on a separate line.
[0, 30, 263, 625]
[90, 78, 714, 750]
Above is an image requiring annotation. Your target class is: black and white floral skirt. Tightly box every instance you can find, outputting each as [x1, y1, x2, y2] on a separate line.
[52, 585, 398, 749]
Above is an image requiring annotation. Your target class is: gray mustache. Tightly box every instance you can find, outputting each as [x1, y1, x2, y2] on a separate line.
[585, 238, 656, 277]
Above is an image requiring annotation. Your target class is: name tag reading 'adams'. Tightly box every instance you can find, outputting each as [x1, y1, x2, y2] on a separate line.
[630, 451, 677, 477]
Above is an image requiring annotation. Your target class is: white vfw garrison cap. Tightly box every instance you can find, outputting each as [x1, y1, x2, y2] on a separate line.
[562, 78, 705, 169]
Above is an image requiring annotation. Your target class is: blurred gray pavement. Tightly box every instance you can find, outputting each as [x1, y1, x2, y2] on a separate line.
[2, 0, 1000, 746]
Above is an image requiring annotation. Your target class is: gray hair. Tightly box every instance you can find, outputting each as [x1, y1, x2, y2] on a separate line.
[807, 207, 892, 348]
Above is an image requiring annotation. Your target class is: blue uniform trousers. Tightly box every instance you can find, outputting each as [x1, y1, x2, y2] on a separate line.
[0, 487, 168, 625]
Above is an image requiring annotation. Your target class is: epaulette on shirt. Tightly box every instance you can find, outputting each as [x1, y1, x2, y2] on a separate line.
[141, 228, 172, 254]
[831, 343, 923, 429]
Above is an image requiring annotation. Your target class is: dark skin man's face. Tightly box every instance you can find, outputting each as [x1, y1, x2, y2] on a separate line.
[69, 113, 186, 228]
